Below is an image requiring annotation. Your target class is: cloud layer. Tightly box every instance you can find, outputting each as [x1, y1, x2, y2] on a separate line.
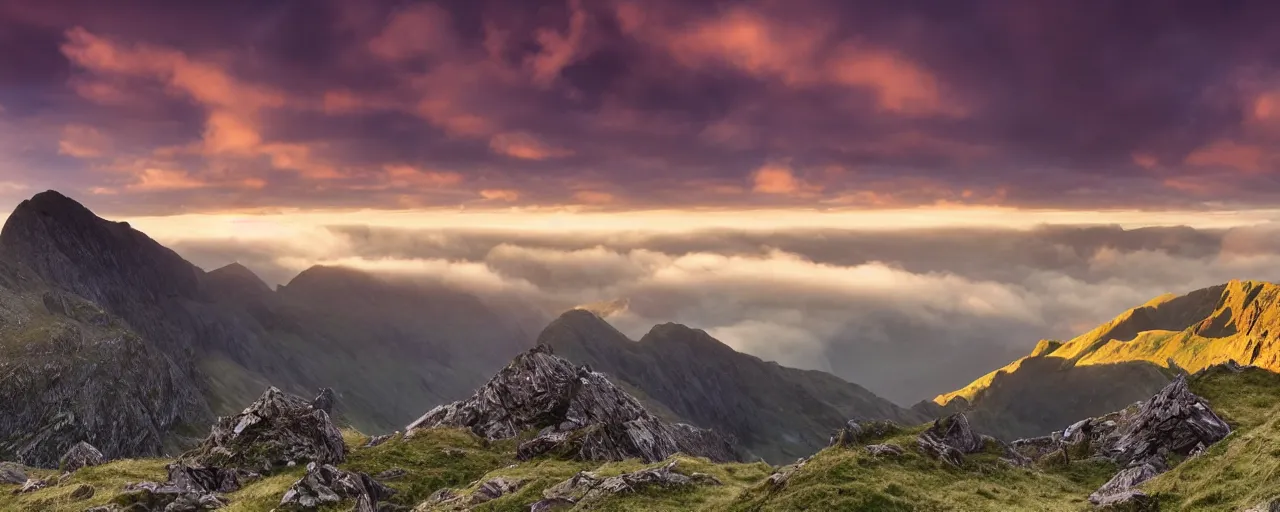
[3, 0, 1280, 212]
[155, 221, 1280, 404]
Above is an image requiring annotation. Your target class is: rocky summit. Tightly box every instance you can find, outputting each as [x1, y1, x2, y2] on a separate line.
[407, 344, 741, 463]
[185, 387, 346, 472]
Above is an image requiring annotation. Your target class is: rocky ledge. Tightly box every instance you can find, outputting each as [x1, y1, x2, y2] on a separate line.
[406, 345, 740, 463]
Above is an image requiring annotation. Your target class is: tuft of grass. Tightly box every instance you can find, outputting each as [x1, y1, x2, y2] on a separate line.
[342, 428, 515, 508]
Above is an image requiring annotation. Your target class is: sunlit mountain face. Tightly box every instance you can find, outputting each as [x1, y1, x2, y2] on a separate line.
[4, 0, 1280, 403]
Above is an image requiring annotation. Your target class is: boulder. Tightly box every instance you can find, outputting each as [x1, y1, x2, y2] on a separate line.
[60, 441, 104, 472]
[1245, 496, 1280, 512]
[186, 387, 346, 472]
[1089, 457, 1166, 507]
[917, 414, 986, 466]
[311, 388, 336, 415]
[765, 458, 809, 490]
[407, 345, 739, 463]
[279, 462, 395, 510]
[0, 461, 28, 484]
[364, 434, 395, 448]
[830, 419, 901, 448]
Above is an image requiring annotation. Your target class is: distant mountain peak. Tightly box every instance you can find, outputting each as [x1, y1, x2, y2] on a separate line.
[206, 262, 272, 297]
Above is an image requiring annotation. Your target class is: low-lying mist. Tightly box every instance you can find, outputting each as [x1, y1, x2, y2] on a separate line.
[159, 223, 1280, 404]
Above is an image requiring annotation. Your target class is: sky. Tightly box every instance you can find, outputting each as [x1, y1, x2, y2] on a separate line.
[2, 0, 1280, 213]
[5, 0, 1280, 403]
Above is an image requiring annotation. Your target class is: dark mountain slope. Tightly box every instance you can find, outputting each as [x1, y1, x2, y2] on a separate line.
[0, 191, 530, 465]
[539, 309, 925, 463]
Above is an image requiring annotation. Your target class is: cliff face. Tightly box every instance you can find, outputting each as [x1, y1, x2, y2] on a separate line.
[538, 309, 925, 463]
[0, 191, 531, 467]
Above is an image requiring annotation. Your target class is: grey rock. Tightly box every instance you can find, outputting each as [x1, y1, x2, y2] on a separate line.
[279, 462, 395, 510]
[1109, 376, 1231, 464]
[864, 444, 905, 457]
[1092, 489, 1158, 511]
[0, 461, 27, 484]
[69, 483, 95, 501]
[408, 345, 739, 463]
[60, 441, 104, 472]
[531, 461, 713, 510]
[830, 419, 901, 448]
[470, 477, 525, 505]
[1245, 496, 1280, 512]
[765, 458, 808, 490]
[11, 477, 46, 494]
[187, 387, 345, 472]
[118, 462, 255, 511]
[1089, 457, 1165, 506]
[917, 414, 986, 466]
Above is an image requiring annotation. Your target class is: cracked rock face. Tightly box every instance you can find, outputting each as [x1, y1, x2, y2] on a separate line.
[1109, 376, 1231, 464]
[916, 414, 986, 466]
[408, 345, 739, 463]
[186, 387, 346, 472]
[0, 462, 27, 484]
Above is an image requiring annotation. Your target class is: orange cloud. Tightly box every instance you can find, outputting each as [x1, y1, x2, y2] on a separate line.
[61, 28, 339, 181]
[648, 7, 958, 116]
[93, 168, 267, 194]
[489, 132, 574, 160]
[1131, 152, 1159, 169]
[1184, 140, 1266, 173]
[573, 190, 615, 204]
[58, 124, 111, 158]
[751, 164, 820, 195]
[479, 189, 521, 201]
[1254, 91, 1280, 122]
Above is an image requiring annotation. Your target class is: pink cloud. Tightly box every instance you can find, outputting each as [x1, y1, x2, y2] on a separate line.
[489, 132, 574, 160]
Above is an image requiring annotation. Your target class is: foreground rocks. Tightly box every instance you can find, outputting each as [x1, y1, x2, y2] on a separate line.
[915, 413, 1026, 467]
[829, 419, 901, 448]
[115, 462, 258, 511]
[527, 461, 719, 511]
[1008, 375, 1231, 508]
[407, 345, 739, 463]
[0, 461, 28, 484]
[279, 462, 395, 510]
[185, 387, 346, 472]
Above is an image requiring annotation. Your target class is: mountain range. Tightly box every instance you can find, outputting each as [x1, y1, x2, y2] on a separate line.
[0, 190, 920, 467]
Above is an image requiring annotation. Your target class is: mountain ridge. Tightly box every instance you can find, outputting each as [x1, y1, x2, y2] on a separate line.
[538, 308, 926, 463]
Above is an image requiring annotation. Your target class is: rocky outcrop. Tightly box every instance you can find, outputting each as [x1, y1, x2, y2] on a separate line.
[279, 462, 395, 510]
[186, 387, 346, 472]
[528, 461, 717, 511]
[60, 441, 104, 472]
[864, 444, 905, 457]
[115, 462, 258, 511]
[1108, 376, 1230, 464]
[1008, 375, 1231, 507]
[829, 419, 901, 448]
[917, 414, 987, 466]
[11, 477, 47, 494]
[407, 345, 739, 463]
[420, 477, 526, 510]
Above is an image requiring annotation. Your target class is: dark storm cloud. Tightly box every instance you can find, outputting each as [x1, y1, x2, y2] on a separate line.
[165, 223, 1280, 403]
[2, 0, 1280, 211]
